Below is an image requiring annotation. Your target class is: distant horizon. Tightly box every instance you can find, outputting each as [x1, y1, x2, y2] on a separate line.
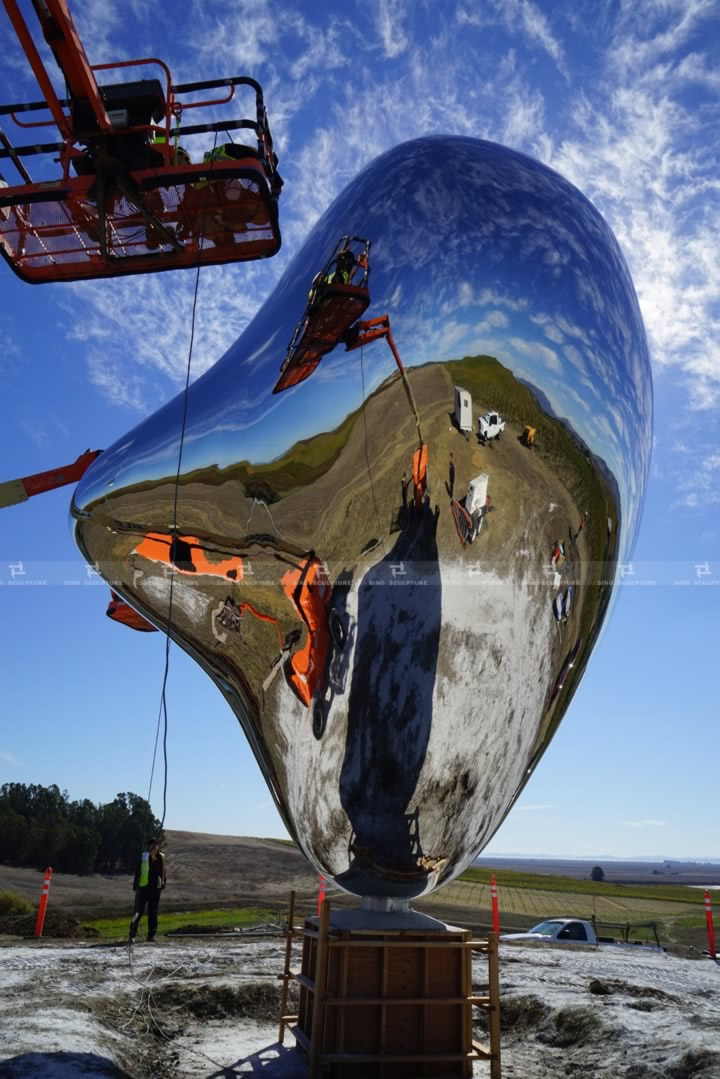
[475, 853, 720, 864]
[161, 829, 720, 865]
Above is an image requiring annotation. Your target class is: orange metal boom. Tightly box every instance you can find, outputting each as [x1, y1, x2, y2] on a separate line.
[0, 449, 101, 509]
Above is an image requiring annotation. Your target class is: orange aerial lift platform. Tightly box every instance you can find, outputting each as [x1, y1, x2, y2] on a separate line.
[0, 0, 283, 283]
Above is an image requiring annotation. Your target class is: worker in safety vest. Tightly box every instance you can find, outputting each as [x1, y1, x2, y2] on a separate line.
[129, 838, 166, 943]
[178, 142, 267, 246]
[151, 132, 192, 167]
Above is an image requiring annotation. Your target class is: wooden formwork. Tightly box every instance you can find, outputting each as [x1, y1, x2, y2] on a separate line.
[278, 892, 501, 1078]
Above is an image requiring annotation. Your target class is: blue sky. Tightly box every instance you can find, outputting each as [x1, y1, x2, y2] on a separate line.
[0, 0, 718, 860]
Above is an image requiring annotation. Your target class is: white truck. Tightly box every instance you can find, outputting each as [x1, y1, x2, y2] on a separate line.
[501, 918, 662, 950]
[501, 918, 597, 946]
[477, 410, 505, 443]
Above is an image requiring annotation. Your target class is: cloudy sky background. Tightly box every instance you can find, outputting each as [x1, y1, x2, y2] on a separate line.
[0, 0, 718, 859]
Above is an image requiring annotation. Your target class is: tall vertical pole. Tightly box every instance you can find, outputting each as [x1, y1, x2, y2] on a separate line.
[490, 874, 500, 935]
[34, 867, 53, 938]
[704, 891, 716, 959]
[317, 874, 326, 916]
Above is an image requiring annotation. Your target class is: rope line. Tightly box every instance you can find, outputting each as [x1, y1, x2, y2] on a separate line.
[146, 131, 219, 834]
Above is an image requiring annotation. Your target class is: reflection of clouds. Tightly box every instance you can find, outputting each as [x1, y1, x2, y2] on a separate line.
[508, 336, 562, 374]
[563, 385, 591, 414]
[455, 283, 529, 312]
[477, 310, 510, 331]
[562, 345, 586, 374]
[76, 136, 652, 555]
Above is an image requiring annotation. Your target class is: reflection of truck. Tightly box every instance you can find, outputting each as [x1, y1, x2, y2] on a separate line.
[501, 917, 662, 950]
[466, 473, 489, 541]
[454, 386, 472, 436]
[477, 410, 505, 443]
[451, 473, 489, 547]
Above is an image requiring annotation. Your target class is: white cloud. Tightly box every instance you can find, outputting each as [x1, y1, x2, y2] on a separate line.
[537, 37, 720, 413]
[476, 311, 510, 333]
[670, 447, 720, 508]
[624, 818, 666, 829]
[374, 0, 411, 59]
[29, 0, 717, 465]
[458, 0, 566, 74]
[513, 803, 553, 812]
[0, 752, 20, 766]
[19, 419, 49, 448]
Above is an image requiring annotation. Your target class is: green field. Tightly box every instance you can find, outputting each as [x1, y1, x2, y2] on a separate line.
[425, 868, 708, 943]
[89, 906, 276, 940]
[458, 866, 703, 905]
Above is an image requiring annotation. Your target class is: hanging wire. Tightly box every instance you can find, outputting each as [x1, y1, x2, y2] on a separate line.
[146, 130, 220, 834]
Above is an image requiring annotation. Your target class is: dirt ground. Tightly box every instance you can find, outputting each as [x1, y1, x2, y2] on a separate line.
[2, 833, 718, 1076]
[0, 833, 318, 919]
[0, 933, 717, 1078]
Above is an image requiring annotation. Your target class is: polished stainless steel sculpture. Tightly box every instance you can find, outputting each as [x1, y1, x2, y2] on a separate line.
[73, 136, 652, 900]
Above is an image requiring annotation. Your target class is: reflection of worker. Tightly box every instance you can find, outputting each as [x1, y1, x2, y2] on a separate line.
[573, 511, 589, 542]
[308, 248, 356, 307]
[328, 248, 355, 284]
[129, 838, 166, 944]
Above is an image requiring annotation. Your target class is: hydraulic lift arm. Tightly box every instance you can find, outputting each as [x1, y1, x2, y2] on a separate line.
[0, 448, 101, 508]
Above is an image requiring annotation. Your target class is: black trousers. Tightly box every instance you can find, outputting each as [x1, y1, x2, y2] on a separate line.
[130, 887, 161, 939]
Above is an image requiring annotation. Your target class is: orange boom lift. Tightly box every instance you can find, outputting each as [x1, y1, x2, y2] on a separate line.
[0, 448, 101, 508]
[0, 0, 282, 283]
[0, 446, 156, 630]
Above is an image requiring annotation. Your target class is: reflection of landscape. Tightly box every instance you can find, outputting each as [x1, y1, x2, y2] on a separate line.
[76, 351, 621, 897]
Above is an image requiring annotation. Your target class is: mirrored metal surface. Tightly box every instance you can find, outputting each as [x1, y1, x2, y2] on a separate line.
[73, 136, 652, 899]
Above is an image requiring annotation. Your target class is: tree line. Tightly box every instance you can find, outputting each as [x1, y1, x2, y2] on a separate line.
[0, 783, 164, 876]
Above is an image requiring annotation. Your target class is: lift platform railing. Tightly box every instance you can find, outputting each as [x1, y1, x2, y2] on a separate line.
[0, 0, 283, 281]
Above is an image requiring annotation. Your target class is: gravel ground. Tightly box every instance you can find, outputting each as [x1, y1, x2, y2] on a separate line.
[0, 935, 718, 1078]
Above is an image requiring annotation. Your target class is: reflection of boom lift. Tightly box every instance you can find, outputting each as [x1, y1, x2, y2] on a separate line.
[107, 590, 157, 632]
[343, 315, 427, 507]
[343, 314, 424, 449]
[272, 238, 428, 507]
[0, 0, 282, 283]
[279, 554, 346, 739]
[134, 533, 244, 579]
[273, 236, 370, 393]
